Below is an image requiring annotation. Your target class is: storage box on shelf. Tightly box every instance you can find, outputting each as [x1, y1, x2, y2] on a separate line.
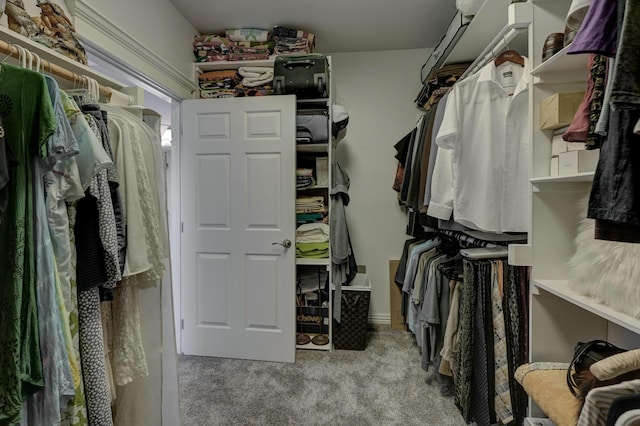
[551, 130, 585, 156]
[557, 149, 599, 176]
[539, 91, 584, 130]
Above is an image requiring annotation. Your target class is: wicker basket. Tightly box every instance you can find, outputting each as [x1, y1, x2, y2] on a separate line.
[332, 274, 371, 350]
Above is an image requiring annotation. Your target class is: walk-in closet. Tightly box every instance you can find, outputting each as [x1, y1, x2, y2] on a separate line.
[1, 0, 638, 425]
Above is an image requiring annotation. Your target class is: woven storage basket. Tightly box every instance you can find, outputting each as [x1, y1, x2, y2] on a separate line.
[332, 274, 371, 350]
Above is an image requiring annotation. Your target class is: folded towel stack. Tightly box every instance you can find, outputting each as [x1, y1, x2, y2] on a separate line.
[296, 223, 329, 259]
[296, 196, 324, 214]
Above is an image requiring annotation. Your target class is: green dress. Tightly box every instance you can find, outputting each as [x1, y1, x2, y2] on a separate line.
[0, 64, 56, 423]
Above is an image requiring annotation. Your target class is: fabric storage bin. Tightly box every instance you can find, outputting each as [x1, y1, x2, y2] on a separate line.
[297, 306, 329, 334]
[332, 273, 371, 350]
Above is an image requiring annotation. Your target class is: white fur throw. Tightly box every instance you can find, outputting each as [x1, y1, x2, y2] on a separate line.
[567, 196, 640, 318]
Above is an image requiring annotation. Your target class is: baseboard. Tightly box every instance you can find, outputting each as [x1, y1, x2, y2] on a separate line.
[368, 314, 391, 326]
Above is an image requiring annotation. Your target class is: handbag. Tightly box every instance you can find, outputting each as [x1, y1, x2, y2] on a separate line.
[567, 339, 626, 397]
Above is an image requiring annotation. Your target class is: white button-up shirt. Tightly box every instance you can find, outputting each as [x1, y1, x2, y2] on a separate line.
[434, 58, 530, 233]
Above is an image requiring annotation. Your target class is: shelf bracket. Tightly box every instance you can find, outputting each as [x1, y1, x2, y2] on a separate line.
[459, 2, 532, 80]
[531, 283, 541, 296]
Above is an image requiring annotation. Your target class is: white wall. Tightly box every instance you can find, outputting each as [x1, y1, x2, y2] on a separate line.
[329, 49, 430, 324]
[73, 0, 197, 99]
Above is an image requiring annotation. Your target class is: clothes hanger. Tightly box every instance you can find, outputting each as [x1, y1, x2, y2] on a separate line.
[91, 77, 100, 103]
[495, 50, 525, 67]
[15, 46, 26, 69]
[67, 75, 91, 105]
[0, 45, 16, 63]
[33, 53, 42, 73]
[26, 50, 33, 70]
[494, 35, 524, 67]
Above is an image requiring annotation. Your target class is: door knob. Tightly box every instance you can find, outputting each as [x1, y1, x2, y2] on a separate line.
[272, 239, 292, 248]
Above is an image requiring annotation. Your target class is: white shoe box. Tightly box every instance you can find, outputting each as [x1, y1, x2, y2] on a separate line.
[551, 133, 586, 156]
[550, 156, 559, 177]
[558, 149, 600, 175]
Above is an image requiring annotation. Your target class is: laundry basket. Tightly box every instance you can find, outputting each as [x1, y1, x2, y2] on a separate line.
[332, 273, 371, 350]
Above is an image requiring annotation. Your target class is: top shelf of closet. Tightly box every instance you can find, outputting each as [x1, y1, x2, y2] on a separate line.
[0, 25, 126, 91]
[444, 0, 531, 66]
[531, 45, 589, 84]
[194, 57, 276, 73]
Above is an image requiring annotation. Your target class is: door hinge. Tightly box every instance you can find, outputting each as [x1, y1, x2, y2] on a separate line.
[181, 319, 184, 329]
[181, 222, 184, 232]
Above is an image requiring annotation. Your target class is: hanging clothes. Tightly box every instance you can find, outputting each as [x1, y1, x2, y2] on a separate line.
[433, 59, 530, 233]
[0, 63, 56, 424]
[22, 77, 80, 426]
[330, 160, 356, 321]
[0, 50, 176, 425]
[61, 92, 115, 426]
[585, 0, 640, 242]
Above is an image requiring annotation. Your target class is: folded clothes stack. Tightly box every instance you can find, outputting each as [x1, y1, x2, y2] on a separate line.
[193, 27, 317, 62]
[235, 67, 274, 97]
[296, 168, 315, 189]
[296, 223, 329, 259]
[272, 26, 316, 55]
[228, 40, 274, 61]
[296, 212, 325, 225]
[296, 194, 326, 224]
[197, 67, 276, 98]
[225, 29, 272, 60]
[198, 70, 241, 98]
[193, 35, 232, 62]
[296, 195, 325, 213]
[193, 29, 274, 63]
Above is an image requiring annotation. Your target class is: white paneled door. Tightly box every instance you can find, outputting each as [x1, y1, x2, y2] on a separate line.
[181, 96, 296, 362]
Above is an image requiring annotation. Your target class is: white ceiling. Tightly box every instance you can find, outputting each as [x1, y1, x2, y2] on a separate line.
[169, 0, 458, 53]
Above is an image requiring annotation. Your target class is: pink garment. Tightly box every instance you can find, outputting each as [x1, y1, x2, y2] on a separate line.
[563, 54, 595, 142]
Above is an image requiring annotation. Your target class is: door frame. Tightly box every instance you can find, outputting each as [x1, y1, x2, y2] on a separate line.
[83, 41, 187, 354]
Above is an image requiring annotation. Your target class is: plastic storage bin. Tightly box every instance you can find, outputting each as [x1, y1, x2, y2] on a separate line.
[332, 273, 371, 350]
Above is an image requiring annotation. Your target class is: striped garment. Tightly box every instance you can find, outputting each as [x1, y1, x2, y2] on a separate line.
[578, 379, 640, 426]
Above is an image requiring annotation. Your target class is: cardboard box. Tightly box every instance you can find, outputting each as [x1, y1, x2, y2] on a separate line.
[558, 149, 600, 175]
[550, 156, 559, 177]
[389, 260, 406, 330]
[540, 91, 585, 130]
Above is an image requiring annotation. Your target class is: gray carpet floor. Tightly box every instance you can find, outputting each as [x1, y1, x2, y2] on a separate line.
[178, 329, 466, 426]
